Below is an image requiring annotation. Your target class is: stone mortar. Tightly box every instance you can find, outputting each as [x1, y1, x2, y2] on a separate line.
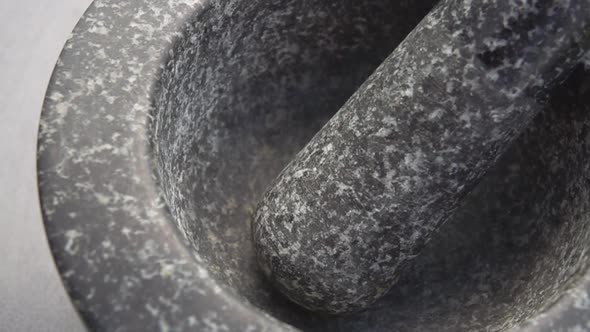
[37, 0, 590, 331]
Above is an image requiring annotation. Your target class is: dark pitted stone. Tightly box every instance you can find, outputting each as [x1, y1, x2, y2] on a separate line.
[253, 0, 590, 314]
[37, 0, 590, 330]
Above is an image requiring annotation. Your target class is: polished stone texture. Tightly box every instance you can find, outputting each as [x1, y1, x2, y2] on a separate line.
[37, 0, 590, 330]
[253, 0, 590, 314]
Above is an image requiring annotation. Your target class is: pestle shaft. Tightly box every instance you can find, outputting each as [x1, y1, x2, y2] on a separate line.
[253, 0, 590, 314]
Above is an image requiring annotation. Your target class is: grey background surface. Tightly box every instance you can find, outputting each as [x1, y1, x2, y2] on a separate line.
[0, 1, 91, 331]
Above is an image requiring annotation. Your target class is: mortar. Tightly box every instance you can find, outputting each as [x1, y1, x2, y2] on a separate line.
[38, 0, 590, 331]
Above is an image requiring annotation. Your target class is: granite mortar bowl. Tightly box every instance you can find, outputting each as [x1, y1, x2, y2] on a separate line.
[38, 0, 590, 331]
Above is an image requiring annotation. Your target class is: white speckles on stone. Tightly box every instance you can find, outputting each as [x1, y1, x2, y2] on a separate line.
[573, 291, 590, 310]
[37, 0, 590, 330]
[253, 0, 590, 315]
[160, 263, 175, 278]
[374, 127, 392, 137]
[88, 25, 110, 35]
[94, 192, 111, 205]
[428, 108, 445, 120]
[64, 229, 83, 255]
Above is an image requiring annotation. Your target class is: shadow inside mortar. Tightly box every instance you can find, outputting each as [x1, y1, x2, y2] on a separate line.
[152, 0, 590, 329]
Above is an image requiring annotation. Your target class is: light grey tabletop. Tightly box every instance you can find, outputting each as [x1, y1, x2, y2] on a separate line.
[0, 1, 91, 331]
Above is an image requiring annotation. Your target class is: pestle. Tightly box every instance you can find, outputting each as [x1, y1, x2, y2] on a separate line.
[252, 0, 590, 315]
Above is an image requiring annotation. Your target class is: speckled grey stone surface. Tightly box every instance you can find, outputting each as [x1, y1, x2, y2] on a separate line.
[153, 0, 437, 326]
[253, 0, 590, 314]
[37, 0, 291, 331]
[37, 0, 590, 330]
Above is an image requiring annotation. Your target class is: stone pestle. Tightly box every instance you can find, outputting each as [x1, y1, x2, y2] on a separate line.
[252, 0, 590, 315]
